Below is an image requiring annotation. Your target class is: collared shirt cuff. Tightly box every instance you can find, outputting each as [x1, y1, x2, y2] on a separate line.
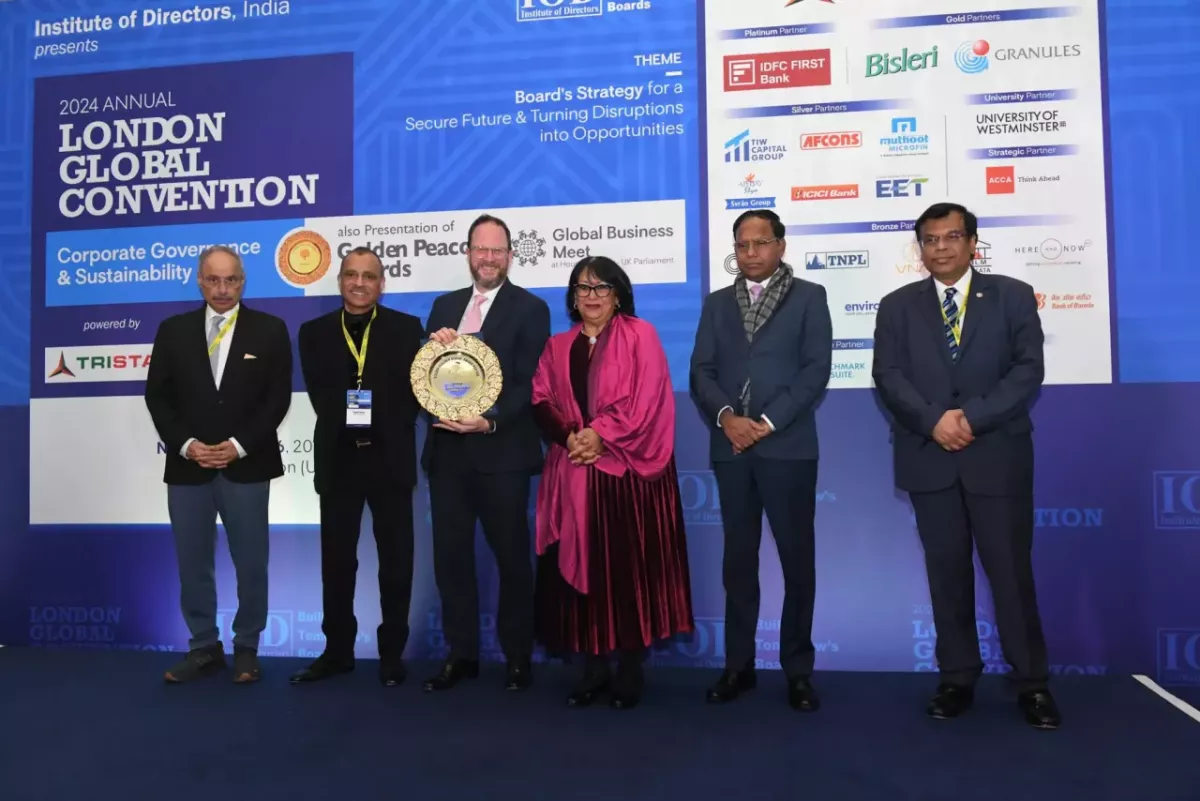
[487, 419, 497, 434]
[716, 406, 733, 428]
[180, 438, 197, 458]
[230, 438, 247, 459]
[760, 414, 776, 432]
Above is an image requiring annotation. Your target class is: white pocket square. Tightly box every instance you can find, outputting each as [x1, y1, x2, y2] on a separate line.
[243, 353, 257, 360]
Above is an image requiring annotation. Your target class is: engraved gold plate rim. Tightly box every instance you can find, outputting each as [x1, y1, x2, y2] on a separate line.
[410, 335, 503, 421]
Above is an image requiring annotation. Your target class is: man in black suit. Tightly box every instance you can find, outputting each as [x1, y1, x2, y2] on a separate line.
[690, 209, 832, 711]
[421, 213, 550, 693]
[872, 202, 1060, 729]
[145, 245, 292, 684]
[290, 247, 424, 687]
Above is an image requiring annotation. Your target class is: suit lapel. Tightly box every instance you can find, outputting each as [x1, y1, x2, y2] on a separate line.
[956, 271, 991, 359]
[917, 279, 955, 370]
[479, 281, 515, 340]
[445, 288, 472, 332]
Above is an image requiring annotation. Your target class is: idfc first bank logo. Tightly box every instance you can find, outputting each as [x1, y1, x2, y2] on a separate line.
[725, 50, 832, 91]
[1154, 471, 1200, 529]
[517, 0, 601, 22]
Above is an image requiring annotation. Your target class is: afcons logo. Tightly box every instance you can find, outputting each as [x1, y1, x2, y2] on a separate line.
[956, 40, 990, 73]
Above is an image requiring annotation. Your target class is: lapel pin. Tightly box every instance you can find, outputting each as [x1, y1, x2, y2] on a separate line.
[975, 292, 983, 298]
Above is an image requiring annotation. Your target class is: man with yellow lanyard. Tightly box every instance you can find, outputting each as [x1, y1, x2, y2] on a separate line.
[291, 246, 425, 687]
[145, 244, 293, 685]
[872, 203, 1059, 730]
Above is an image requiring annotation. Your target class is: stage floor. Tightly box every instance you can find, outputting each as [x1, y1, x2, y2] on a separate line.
[1, 647, 1197, 801]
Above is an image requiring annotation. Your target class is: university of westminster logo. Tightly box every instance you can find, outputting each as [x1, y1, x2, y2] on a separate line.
[48, 352, 75, 378]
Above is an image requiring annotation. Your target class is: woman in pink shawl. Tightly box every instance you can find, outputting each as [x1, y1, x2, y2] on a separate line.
[532, 256, 694, 710]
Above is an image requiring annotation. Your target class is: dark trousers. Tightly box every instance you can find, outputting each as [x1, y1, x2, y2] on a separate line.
[713, 456, 818, 679]
[167, 475, 270, 652]
[910, 480, 1048, 691]
[429, 463, 534, 662]
[319, 446, 414, 662]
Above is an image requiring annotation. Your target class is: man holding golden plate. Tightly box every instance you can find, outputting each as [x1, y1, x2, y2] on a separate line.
[415, 213, 551, 696]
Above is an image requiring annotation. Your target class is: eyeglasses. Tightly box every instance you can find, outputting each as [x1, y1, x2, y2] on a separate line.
[733, 238, 780, 253]
[469, 245, 510, 258]
[201, 275, 243, 288]
[919, 232, 967, 248]
[573, 283, 614, 298]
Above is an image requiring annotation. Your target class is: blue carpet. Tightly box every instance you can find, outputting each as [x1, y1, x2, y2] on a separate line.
[1, 647, 1198, 801]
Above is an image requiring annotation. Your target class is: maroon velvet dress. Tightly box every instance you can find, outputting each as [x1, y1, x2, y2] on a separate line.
[533, 331, 694, 656]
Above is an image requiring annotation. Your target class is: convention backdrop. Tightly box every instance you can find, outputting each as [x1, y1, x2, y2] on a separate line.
[0, 0, 1197, 688]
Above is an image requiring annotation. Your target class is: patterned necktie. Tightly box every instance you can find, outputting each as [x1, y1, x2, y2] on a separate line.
[460, 293, 487, 334]
[942, 288, 959, 361]
[208, 315, 225, 382]
[749, 283, 763, 304]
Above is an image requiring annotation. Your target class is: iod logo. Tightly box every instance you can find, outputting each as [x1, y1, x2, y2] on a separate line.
[1158, 628, 1200, 687]
[517, 0, 602, 22]
[1154, 471, 1200, 529]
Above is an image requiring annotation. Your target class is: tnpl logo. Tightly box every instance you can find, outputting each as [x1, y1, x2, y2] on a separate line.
[1158, 628, 1200, 686]
[516, 0, 601, 22]
[1154, 471, 1200, 529]
[987, 165, 1015, 194]
[876, 177, 928, 198]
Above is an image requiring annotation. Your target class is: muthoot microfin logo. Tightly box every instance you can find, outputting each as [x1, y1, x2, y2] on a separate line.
[45, 345, 153, 383]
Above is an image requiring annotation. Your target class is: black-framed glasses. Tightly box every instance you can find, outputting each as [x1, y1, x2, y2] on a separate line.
[573, 283, 613, 298]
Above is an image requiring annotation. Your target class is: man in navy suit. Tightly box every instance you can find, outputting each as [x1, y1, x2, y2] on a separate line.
[690, 209, 832, 711]
[872, 202, 1060, 729]
[421, 214, 551, 694]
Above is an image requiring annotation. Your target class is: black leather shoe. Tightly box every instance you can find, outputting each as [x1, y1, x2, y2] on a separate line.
[422, 658, 480, 692]
[927, 682, 974, 719]
[787, 676, 819, 712]
[706, 669, 756, 703]
[379, 659, 407, 687]
[1018, 689, 1061, 729]
[505, 660, 533, 691]
[290, 653, 354, 683]
[610, 656, 644, 710]
[568, 660, 611, 707]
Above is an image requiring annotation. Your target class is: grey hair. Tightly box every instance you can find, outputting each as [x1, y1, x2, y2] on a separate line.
[198, 244, 246, 276]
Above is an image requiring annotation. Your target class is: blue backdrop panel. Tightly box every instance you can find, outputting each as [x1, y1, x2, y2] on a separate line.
[1, 0, 1199, 690]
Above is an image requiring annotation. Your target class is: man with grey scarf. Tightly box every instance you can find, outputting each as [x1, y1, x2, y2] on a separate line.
[689, 209, 832, 711]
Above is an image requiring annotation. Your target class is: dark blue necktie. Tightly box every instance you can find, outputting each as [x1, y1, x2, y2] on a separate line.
[942, 288, 960, 361]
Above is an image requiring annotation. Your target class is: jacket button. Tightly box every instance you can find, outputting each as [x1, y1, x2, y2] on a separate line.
[951, 391, 960, 399]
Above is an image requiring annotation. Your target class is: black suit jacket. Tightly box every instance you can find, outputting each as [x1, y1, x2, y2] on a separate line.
[421, 282, 551, 476]
[145, 304, 293, 485]
[871, 270, 1044, 496]
[298, 304, 424, 494]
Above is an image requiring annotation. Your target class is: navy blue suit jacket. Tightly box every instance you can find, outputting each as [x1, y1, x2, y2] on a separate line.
[871, 270, 1044, 496]
[420, 281, 551, 476]
[689, 276, 832, 462]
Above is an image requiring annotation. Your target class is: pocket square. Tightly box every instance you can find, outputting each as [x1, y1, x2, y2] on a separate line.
[243, 353, 257, 360]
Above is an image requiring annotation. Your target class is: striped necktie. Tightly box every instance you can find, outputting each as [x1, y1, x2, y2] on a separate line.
[942, 288, 959, 361]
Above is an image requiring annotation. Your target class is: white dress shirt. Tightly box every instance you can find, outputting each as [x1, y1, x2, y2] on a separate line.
[933, 268, 973, 331]
[717, 273, 776, 432]
[181, 303, 246, 460]
[458, 281, 504, 330]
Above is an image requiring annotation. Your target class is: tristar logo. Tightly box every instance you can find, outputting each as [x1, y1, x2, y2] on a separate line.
[876, 177, 928, 198]
[724, 129, 788, 163]
[45, 345, 153, 383]
[516, 0, 602, 23]
[866, 46, 938, 78]
[806, 250, 869, 270]
[986, 165, 1014, 194]
[801, 131, 861, 150]
[880, 116, 929, 157]
[725, 50, 832, 91]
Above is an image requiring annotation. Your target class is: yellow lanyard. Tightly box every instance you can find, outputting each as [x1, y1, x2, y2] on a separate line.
[207, 310, 239, 356]
[341, 307, 377, 387]
[939, 288, 970, 346]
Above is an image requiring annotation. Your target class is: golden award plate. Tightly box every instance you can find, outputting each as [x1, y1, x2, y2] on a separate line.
[410, 335, 503, 421]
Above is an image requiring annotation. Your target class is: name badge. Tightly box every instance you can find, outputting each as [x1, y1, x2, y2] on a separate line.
[346, 389, 372, 427]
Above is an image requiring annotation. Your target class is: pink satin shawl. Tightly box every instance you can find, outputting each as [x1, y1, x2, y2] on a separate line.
[531, 314, 675, 594]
